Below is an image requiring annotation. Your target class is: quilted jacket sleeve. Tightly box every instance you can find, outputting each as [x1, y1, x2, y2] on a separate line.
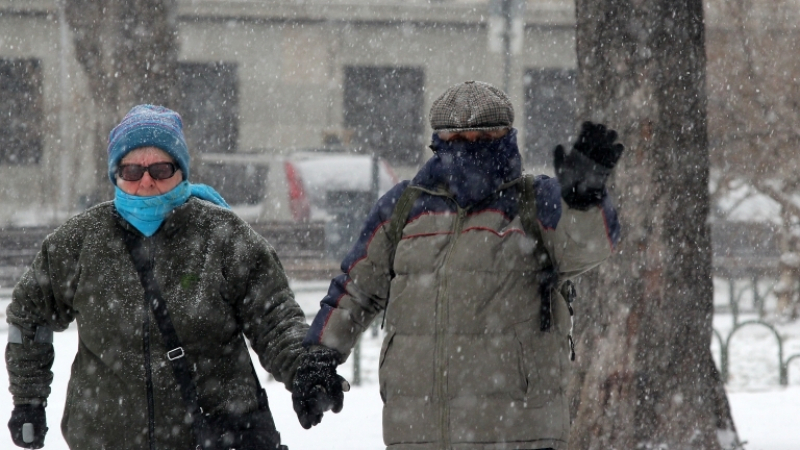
[533, 176, 620, 279]
[220, 217, 310, 390]
[6, 220, 83, 405]
[302, 182, 410, 361]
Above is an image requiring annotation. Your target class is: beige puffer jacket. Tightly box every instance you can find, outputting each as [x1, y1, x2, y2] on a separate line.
[306, 175, 619, 450]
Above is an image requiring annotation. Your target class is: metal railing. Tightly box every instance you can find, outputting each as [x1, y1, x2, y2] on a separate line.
[714, 320, 800, 385]
[713, 276, 800, 386]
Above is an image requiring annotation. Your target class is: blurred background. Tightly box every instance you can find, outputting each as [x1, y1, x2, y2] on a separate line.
[3, 0, 800, 317]
[1, 2, 800, 447]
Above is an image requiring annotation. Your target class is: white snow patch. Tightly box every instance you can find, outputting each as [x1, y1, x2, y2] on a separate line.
[1, 280, 799, 449]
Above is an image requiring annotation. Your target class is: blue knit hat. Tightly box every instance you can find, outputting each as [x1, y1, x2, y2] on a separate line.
[107, 105, 190, 184]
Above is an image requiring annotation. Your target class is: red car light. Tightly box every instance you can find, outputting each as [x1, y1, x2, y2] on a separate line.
[284, 161, 311, 222]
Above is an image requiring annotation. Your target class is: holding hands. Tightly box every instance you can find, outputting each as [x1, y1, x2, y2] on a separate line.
[292, 347, 350, 429]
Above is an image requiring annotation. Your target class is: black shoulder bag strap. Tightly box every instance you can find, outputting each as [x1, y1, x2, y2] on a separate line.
[121, 231, 203, 421]
[121, 230, 280, 447]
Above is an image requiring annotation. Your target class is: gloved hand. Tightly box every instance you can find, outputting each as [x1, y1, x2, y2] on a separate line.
[292, 347, 350, 429]
[8, 404, 47, 449]
[554, 121, 625, 210]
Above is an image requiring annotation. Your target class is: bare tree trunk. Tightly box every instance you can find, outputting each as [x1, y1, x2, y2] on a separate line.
[569, 1, 742, 449]
[65, 0, 179, 206]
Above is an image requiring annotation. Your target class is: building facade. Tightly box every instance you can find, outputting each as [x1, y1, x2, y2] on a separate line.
[2, 0, 575, 223]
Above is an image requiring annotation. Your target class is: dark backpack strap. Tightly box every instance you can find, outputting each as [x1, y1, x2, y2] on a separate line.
[379, 185, 422, 329]
[386, 185, 423, 278]
[518, 174, 551, 266]
[561, 281, 577, 361]
[518, 174, 560, 332]
[386, 185, 423, 254]
[518, 175, 577, 358]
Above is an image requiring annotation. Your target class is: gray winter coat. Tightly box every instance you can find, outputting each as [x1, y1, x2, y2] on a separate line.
[6, 198, 308, 449]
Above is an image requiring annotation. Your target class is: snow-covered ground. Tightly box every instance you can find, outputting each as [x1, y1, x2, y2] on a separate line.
[1, 279, 799, 449]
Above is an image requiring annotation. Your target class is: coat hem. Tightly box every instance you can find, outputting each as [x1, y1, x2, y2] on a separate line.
[385, 438, 566, 450]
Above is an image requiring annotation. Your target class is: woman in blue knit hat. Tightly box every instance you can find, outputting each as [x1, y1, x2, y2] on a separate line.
[5, 105, 347, 450]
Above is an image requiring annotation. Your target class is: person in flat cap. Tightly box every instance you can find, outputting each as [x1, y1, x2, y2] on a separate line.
[6, 105, 343, 450]
[298, 81, 623, 449]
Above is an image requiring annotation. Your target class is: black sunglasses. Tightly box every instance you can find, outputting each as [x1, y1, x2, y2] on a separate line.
[117, 162, 178, 182]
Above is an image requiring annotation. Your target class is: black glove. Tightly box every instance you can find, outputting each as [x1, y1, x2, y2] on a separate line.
[554, 121, 624, 210]
[292, 347, 350, 429]
[8, 404, 47, 449]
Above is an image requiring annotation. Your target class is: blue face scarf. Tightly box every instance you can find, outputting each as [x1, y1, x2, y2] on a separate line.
[424, 128, 522, 208]
[114, 181, 230, 236]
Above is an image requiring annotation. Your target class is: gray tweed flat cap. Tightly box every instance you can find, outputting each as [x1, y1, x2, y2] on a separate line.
[429, 81, 514, 133]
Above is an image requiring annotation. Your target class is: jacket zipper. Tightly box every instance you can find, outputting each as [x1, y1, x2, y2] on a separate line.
[436, 203, 466, 449]
[142, 237, 156, 450]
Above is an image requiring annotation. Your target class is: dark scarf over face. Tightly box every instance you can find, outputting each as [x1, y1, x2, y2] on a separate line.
[417, 128, 522, 208]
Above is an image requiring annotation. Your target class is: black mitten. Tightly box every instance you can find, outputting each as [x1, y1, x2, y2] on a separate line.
[292, 347, 350, 429]
[8, 404, 47, 449]
[554, 121, 624, 210]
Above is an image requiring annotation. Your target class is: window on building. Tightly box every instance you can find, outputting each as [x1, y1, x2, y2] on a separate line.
[524, 68, 576, 168]
[179, 62, 253, 203]
[343, 66, 425, 166]
[177, 62, 239, 154]
[0, 58, 44, 165]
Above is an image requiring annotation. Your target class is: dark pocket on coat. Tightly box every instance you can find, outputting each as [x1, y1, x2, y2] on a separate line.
[513, 319, 565, 408]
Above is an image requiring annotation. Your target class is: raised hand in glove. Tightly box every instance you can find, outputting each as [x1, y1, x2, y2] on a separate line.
[292, 347, 350, 429]
[554, 121, 625, 210]
[8, 404, 47, 449]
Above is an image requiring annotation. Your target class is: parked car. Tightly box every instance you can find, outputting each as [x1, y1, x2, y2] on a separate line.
[196, 149, 399, 259]
[196, 149, 398, 223]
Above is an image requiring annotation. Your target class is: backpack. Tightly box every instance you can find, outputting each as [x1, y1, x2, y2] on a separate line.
[384, 174, 577, 360]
